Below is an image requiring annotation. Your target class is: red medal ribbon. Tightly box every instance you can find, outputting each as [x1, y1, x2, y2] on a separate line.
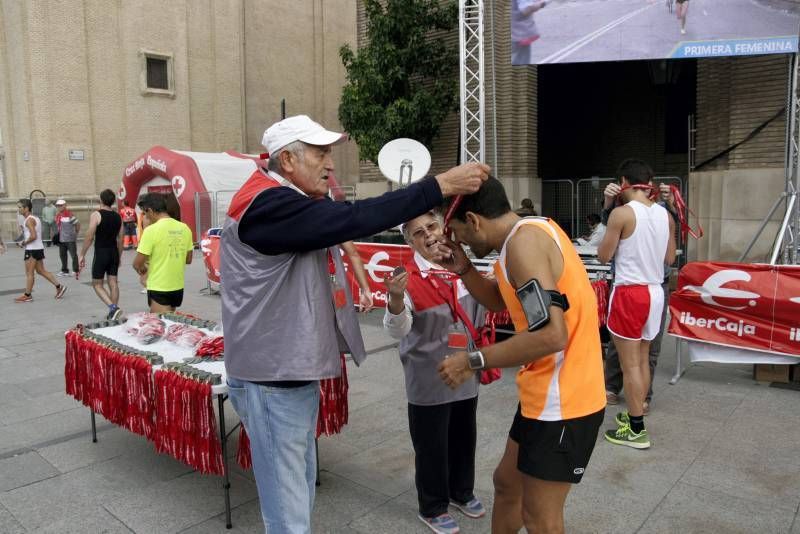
[421, 269, 502, 384]
[618, 183, 703, 240]
[668, 184, 703, 240]
[443, 195, 464, 236]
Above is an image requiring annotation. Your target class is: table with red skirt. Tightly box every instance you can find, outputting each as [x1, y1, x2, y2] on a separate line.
[63, 312, 349, 529]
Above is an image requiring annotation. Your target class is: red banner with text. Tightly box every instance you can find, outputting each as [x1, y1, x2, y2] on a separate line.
[341, 243, 414, 308]
[200, 231, 221, 284]
[668, 262, 800, 357]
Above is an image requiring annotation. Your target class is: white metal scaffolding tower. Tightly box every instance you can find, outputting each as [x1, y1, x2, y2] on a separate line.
[459, 0, 486, 165]
[743, 53, 800, 265]
[780, 54, 800, 265]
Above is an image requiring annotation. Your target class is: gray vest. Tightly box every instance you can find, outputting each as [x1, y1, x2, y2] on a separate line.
[400, 266, 483, 406]
[220, 180, 366, 382]
[58, 213, 78, 242]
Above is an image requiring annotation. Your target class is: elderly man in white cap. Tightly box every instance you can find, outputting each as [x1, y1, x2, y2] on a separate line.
[55, 198, 81, 277]
[221, 115, 490, 533]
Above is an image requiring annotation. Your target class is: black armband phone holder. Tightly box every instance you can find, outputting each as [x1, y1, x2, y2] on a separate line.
[515, 278, 570, 332]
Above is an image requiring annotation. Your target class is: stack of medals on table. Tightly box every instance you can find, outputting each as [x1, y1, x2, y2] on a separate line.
[64, 312, 227, 475]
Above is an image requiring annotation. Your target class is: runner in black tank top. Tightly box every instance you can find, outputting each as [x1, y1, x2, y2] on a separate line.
[78, 189, 125, 320]
[96, 210, 122, 249]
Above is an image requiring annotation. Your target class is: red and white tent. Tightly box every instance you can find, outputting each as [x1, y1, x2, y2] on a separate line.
[119, 146, 265, 242]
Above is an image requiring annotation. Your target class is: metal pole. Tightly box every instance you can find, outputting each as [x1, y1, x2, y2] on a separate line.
[90, 410, 97, 443]
[488, 0, 498, 174]
[459, 0, 486, 165]
[785, 54, 796, 192]
[738, 192, 787, 262]
[194, 191, 201, 242]
[770, 191, 797, 265]
[669, 339, 685, 385]
[218, 394, 232, 529]
[793, 54, 800, 264]
[782, 53, 800, 264]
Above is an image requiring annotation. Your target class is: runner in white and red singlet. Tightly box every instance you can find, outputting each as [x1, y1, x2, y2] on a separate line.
[598, 159, 675, 450]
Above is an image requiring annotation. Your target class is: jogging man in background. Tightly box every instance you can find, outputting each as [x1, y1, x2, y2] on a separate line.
[79, 189, 124, 320]
[14, 199, 67, 302]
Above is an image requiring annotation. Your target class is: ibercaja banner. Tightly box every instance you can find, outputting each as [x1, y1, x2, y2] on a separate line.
[668, 262, 800, 357]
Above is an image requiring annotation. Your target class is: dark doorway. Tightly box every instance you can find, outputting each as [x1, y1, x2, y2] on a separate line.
[538, 59, 697, 180]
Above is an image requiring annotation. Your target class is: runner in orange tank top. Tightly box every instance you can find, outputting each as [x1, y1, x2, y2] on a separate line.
[435, 177, 605, 534]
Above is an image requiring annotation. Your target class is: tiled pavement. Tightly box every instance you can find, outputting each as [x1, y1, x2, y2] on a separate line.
[0, 245, 798, 533]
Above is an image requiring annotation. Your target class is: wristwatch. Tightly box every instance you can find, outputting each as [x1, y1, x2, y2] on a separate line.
[467, 350, 485, 370]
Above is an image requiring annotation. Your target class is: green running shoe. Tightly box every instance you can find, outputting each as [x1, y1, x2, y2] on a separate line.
[604, 423, 651, 449]
[615, 411, 630, 427]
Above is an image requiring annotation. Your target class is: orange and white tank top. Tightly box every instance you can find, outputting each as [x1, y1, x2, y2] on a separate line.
[493, 218, 606, 421]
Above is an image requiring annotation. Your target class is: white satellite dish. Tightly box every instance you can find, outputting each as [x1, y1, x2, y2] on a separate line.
[378, 138, 431, 186]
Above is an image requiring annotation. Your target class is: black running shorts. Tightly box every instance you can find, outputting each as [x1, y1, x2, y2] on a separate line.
[23, 249, 45, 261]
[92, 248, 120, 279]
[509, 405, 605, 483]
[147, 289, 184, 309]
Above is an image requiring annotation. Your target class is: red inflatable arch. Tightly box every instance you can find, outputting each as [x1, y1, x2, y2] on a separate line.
[119, 146, 264, 241]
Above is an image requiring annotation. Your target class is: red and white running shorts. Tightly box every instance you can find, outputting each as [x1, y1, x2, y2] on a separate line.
[607, 284, 664, 341]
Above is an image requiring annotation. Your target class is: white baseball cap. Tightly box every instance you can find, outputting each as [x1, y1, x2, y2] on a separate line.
[55, 199, 66, 205]
[261, 115, 347, 157]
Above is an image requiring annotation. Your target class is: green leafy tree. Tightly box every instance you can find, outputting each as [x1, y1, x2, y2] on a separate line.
[339, 0, 458, 164]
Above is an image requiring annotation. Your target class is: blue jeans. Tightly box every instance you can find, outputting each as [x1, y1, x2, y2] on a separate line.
[227, 378, 320, 533]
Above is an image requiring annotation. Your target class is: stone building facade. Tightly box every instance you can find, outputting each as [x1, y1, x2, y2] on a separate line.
[0, 0, 358, 234]
[2, 0, 794, 262]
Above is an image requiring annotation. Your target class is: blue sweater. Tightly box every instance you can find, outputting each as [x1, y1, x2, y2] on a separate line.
[239, 176, 443, 255]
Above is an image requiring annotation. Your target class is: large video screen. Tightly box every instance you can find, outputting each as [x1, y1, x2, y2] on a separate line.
[512, 0, 800, 65]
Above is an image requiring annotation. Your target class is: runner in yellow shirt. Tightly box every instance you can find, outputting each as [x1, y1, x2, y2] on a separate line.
[133, 193, 194, 312]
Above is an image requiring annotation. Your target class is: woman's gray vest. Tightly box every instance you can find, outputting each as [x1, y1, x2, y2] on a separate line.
[400, 263, 483, 406]
[220, 174, 367, 382]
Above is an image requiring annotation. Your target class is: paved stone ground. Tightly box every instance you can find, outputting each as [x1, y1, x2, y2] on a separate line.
[0, 245, 798, 533]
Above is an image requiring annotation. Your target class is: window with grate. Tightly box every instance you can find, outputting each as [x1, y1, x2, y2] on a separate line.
[146, 57, 169, 90]
[139, 50, 174, 96]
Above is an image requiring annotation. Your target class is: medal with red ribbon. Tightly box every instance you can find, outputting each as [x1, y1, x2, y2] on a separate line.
[619, 183, 703, 241]
[421, 269, 502, 385]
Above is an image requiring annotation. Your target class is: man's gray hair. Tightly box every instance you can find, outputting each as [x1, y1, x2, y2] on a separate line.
[402, 210, 443, 243]
[266, 141, 306, 173]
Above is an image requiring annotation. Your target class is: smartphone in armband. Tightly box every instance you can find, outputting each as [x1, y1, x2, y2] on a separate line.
[516, 279, 550, 332]
[515, 278, 570, 332]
